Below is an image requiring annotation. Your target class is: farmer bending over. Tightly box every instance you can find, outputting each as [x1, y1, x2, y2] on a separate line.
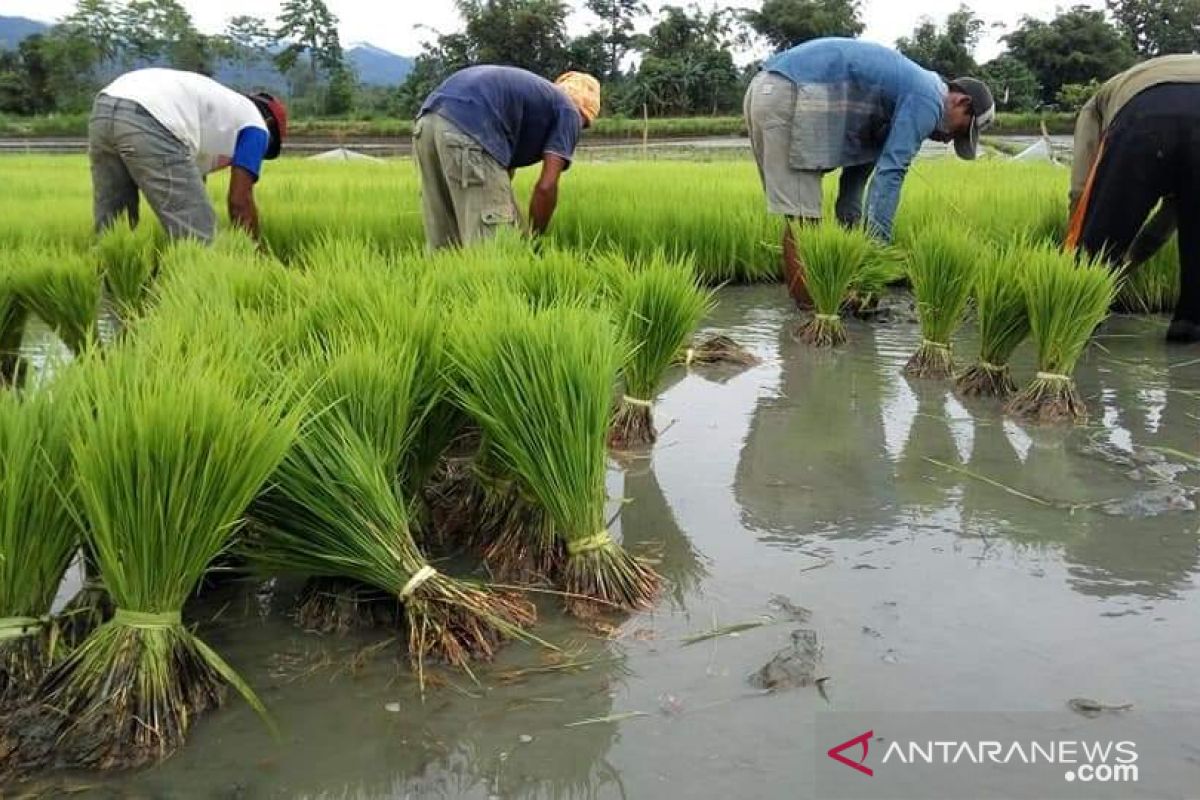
[1066, 55, 1200, 343]
[414, 66, 600, 249]
[744, 38, 994, 307]
[89, 68, 287, 244]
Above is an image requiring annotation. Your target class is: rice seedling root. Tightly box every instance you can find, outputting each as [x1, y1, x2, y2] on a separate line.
[683, 335, 758, 367]
[0, 620, 55, 712]
[6, 613, 227, 772]
[904, 340, 955, 379]
[608, 396, 656, 450]
[562, 535, 661, 618]
[955, 361, 1018, 398]
[295, 578, 400, 633]
[401, 569, 537, 667]
[1007, 373, 1089, 424]
[795, 313, 846, 347]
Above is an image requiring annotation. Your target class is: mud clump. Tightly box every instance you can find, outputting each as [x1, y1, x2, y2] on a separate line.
[749, 629, 821, 691]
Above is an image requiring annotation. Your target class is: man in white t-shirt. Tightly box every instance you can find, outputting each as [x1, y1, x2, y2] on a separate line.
[88, 68, 288, 243]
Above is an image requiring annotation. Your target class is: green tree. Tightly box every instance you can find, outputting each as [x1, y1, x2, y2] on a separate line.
[118, 0, 215, 73]
[978, 54, 1041, 112]
[565, 31, 612, 77]
[742, 0, 863, 52]
[584, 0, 647, 78]
[1055, 79, 1101, 112]
[624, 5, 742, 115]
[895, 4, 983, 78]
[1004, 5, 1134, 105]
[222, 15, 275, 70]
[324, 63, 355, 114]
[456, 0, 572, 76]
[1106, 0, 1200, 57]
[59, 0, 123, 64]
[274, 0, 345, 83]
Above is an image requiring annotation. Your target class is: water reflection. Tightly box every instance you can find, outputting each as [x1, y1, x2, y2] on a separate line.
[734, 321, 894, 544]
[617, 462, 709, 609]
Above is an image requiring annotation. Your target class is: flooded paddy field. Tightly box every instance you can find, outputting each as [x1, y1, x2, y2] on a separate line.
[19, 285, 1200, 799]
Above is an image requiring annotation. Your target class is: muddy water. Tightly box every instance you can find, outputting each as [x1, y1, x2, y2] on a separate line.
[22, 286, 1200, 799]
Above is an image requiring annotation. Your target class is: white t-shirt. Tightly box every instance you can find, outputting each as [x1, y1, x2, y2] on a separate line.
[101, 68, 267, 175]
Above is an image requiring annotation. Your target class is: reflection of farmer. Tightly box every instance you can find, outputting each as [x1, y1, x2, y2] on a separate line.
[743, 38, 993, 308]
[89, 68, 287, 243]
[1065, 56, 1200, 342]
[414, 66, 600, 250]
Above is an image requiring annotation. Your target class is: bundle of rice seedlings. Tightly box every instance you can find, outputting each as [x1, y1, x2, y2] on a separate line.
[792, 224, 873, 346]
[955, 244, 1029, 398]
[1116, 237, 1178, 314]
[249, 335, 536, 668]
[11, 340, 299, 770]
[16, 247, 101, 355]
[608, 252, 713, 448]
[0, 388, 81, 712]
[1007, 246, 1116, 424]
[678, 334, 759, 367]
[0, 256, 30, 387]
[848, 244, 906, 313]
[904, 229, 978, 379]
[450, 296, 661, 616]
[95, 224, 158, 325]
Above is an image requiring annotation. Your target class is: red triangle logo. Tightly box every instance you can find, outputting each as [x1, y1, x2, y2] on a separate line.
[827, 730, 874, 777]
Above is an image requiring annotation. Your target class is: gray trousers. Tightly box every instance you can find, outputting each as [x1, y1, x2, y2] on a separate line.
[743, 72, 872, 225]
[88, 94, 216, 243]
[413, 113, 519, 250]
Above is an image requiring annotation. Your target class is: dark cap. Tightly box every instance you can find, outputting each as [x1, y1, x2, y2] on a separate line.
[949, 77, 995, 160]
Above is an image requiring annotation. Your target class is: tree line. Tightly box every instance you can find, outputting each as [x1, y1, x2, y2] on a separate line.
[2, 0, 1198, 119]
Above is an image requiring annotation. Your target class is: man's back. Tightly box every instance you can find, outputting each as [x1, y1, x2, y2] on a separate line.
[101, 68, 264, 174]
[765, 38, 942, 103]
[419, 65, 581, 171]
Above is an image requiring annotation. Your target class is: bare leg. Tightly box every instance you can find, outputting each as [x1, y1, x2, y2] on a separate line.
[783, 216, 819, 310]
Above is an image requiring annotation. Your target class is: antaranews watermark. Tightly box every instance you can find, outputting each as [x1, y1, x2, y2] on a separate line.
[816, 712, 1193, 799]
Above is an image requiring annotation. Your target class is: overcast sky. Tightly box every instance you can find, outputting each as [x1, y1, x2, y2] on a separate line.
[4, 0, 1105, 63]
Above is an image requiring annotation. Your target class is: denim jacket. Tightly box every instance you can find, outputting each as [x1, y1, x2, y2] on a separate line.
[764, 38, 946, 241]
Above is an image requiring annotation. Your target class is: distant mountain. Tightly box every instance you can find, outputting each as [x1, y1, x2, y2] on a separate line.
[0, 15, 49, 49]
[0, 18, 412, 87]
[347, 43, 413, 85]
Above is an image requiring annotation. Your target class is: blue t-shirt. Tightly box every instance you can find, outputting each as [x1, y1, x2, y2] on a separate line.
[231, 127, 269, 181]
[764, 39, 946, 242]
[418, 65, 582, 170]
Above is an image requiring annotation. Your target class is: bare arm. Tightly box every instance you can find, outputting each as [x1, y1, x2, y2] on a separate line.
[528, 154, 567, 236]
[227, 166, 261, 241]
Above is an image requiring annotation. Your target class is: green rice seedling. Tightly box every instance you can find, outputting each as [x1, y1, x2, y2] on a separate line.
[904, 229, 979, 379]
[248, 330, 537, 669]
[792, 224, 873, 346]
[0, 388, 81, 712]
[1116, 237, 1178, 313]
[848, 243, 906, 312]
[955, 244, 1030, 398]
[15, 247, 101, 355]
[0, 254, 30, 387]
[95, 223, 159, 325]
[9, 339, 300, 771]
[450, 296, 661, 616]
[607, 251, 712, 447]
[1007, 246, 1116, 424]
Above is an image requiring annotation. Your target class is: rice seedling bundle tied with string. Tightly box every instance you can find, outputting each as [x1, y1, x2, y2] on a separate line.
[450, 296, 661, 616]
[905, 229, 979, 379]
[955, 244, 1030, 398]
[2, 335, 300, 772]
[608, 252, 712, 448]
[1007, 246, 1116, 424]
[247, 285, 536, 673]
[0, 389, 81, 714]
[792, 224, 874, 347]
